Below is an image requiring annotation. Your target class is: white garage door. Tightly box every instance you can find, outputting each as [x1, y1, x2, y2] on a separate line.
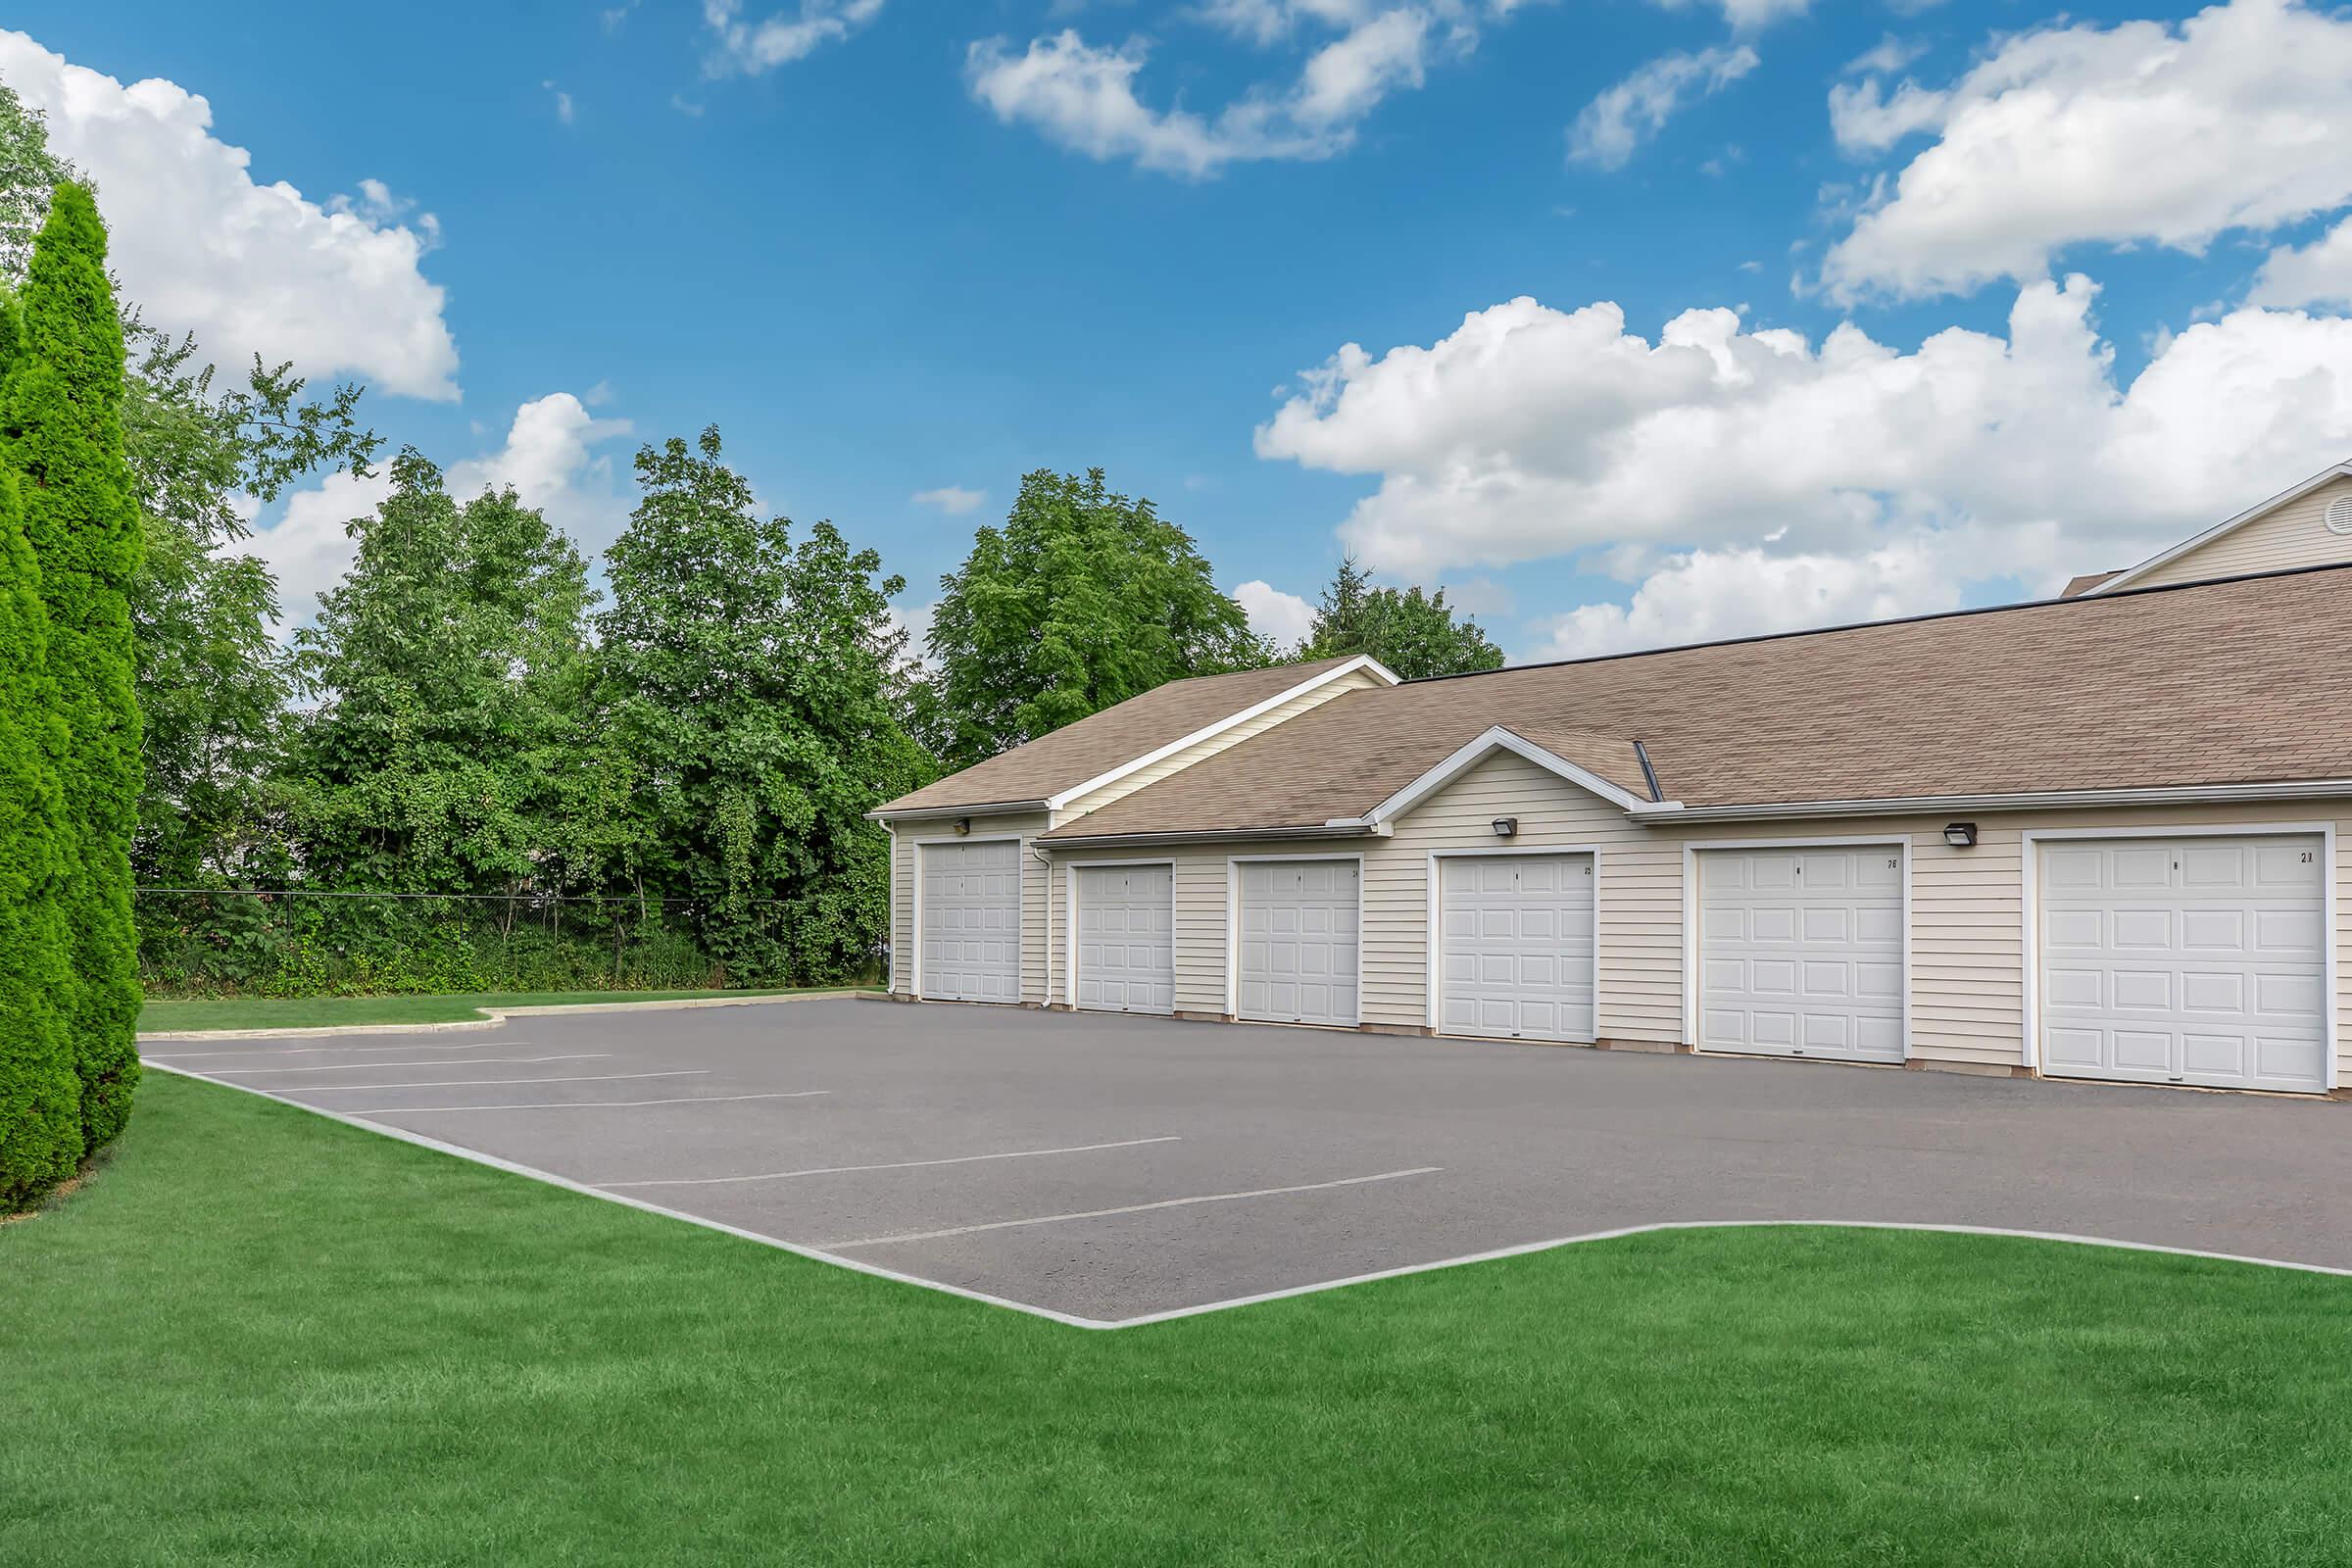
[918, 840, 1021, 1004]
[1438, 854, 1596, 1042]
[1698, 847, 1904, 1062]
[2039, 835, 2328, 1094]
[1075, 864, 1175, 1014]
[1237, 859, 1359, 1026]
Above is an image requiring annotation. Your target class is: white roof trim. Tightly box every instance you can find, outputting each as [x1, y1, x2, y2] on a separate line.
[2086, 460, 2352, 595]
[1627, 776, 2352, 822]
[1041, 654, 1399, 811]
[864, 799, 1048, 822]
[1330, 726, 1674, 828]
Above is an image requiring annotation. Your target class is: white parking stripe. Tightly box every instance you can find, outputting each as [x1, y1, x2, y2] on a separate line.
[287, 1070, 707, 1093]
[597, 1136, 1181, 1189]
[148, 1042, 513, 1059]
[821, 1167, 1445, 1250]
[210, 1054, 608, 1075]
[360, 1091, 831, 1112]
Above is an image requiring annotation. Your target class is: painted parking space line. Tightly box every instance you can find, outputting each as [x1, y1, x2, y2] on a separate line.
[277, 1070, 709, 1093]
[205, 1054, 609, 1075]
[359, 1091, 832, 1113]
[596, 1135, 1181, 1190]
[820, 1166, 1446, 1250]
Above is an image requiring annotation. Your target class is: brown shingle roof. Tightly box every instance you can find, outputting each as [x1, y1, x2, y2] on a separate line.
[1040, 564, 2352, 839]
[877, 655, 1373, 814]
[2060, 570, 2121, 598]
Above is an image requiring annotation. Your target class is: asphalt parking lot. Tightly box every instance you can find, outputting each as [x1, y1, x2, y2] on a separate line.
[144, 998, 2352, 1325]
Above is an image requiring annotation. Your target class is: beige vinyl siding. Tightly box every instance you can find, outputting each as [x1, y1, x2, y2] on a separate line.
[1047, 836, 1358, 1014]
[889, 811, 1051, 1003]
[1039, 763, 2352, 1085]
[2127, 473, 2352, 588]
[1362, 751, 1658, 1035]
[1052, 665, 1387, 822]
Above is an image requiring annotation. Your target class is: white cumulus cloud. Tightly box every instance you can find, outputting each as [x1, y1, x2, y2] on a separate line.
[1569, 45, 1759, 171]
[2250, 216, 2352, 311]
[1822, 0, 2352, 301]
[1254, 276, 2352, 655]
[1233, 579, 1318, 647]
[0, 28, 459, 400]
[1526, 540, 1966, 660]
[965, 4, 1511, 178]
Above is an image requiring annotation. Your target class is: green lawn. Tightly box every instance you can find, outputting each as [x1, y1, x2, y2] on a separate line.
[136, 985, 873, 1033]
[5, 1076, 2348, 1565]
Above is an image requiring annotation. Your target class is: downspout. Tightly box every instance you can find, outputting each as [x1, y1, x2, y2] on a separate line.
[1033, 842, 1055, 1007]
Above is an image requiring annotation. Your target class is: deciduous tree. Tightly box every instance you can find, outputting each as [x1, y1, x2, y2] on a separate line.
[287, 452, 595, 899]
[1299, 556, 1504, 679]
[597, 427, 930, 982]
[923, 468, 1267, 767]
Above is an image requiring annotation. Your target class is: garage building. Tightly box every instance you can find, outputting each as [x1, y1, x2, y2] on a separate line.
[876, 463, 2352, 1099]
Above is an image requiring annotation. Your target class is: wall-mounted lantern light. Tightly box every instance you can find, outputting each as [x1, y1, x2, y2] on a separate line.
[954, 816, 972, 837]
[1491, 817, 1518, 838]
[1942, 821, 1978, 849]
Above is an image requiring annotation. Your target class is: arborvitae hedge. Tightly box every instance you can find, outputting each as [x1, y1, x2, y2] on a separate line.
[0, 317, 79, 1205]
[5, 183, 141, 1156]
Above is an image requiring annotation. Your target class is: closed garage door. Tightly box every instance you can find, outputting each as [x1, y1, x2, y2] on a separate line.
[1237, 860, 1359, 1026]
[1075, 864, 1175, 1014]
[919, 840, 1021, 1004]
[2039, 835, 2328, 1094]
[1438, 854, 1596, 1042]
[1698, 847, 1904, 1062]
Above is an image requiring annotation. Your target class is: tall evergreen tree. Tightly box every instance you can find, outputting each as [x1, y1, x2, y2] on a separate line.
[0, 88, 376, 890]
[923, 468, 1268, 768]
[0, 287, 78, 1207]
[3, 183, 142, 1153]
[598, 427, 930, 982]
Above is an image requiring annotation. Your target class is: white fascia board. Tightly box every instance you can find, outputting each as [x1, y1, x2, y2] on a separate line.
[1629, 777, 2352, 822]
[865, 800, 1050, 822]
[1330, 726, 1669, 828]
[1037, 823, 1385, 852]
[2087, 461, 2352, 595]
[1041, 655, 1401, 813]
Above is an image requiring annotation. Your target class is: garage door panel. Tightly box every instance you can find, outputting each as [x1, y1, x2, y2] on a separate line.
[2255, 907, 2323, 953]
[920, 841, 1023, 1004]
[2038, 835, 2327, 1093]
[1437, 854, 1596, 1043]
[1076, 865, 1173, 1014]
[1698, 847, 1905, 1064]
[1238, 860, 1359, 1026]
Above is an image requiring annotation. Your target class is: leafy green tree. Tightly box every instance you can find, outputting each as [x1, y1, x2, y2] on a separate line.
[1299, 556, 1504, 680]
[598, 427, 930, 983]
[4, 183, 142, 1152]
[287, 452, 595, 900]
[923, 467, 1268, 767]
[0, 289, 78, 1206]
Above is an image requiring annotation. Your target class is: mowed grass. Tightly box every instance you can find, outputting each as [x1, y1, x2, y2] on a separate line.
[5, 1076, 2349, 1566]
[137, 986, 872, 1033]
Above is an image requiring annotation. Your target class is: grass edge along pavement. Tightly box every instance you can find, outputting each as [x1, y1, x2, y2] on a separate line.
[135, 986, 879, 1036]
[4, 1070, 2350, 1565]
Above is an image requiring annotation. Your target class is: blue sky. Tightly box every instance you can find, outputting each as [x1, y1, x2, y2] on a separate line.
[10, 0, 2352, 658]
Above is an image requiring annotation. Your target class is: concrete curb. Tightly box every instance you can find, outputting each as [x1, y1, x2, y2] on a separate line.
[135, 989, 876, 1042]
